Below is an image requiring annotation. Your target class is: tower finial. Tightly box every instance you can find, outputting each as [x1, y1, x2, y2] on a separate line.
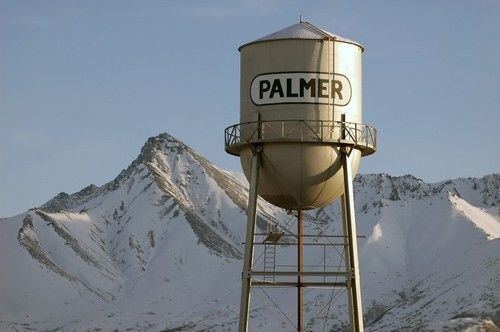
[300, 14, 304, 23]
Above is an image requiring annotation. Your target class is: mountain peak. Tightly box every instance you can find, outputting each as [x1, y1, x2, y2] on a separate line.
[138, 132, 187, 163]
[1, 132, 499, 331]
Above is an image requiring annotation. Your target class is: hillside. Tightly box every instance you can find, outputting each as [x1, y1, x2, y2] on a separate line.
[0, 133, 498, 331]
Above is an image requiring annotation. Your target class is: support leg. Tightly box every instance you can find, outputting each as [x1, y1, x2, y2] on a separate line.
[239, 146, 262, 332]
[297, 209, 304, 332]
[341, 195, 355, 329]
[341, 149, 364, 332]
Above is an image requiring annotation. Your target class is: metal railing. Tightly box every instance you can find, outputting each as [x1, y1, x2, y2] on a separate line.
[225, 120, 377, 156]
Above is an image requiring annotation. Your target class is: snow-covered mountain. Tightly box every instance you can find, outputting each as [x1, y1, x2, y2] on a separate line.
[0, 133, 498, 331]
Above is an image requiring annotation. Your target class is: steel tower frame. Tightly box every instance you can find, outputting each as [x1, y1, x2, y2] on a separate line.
[225, 119, 376, 331]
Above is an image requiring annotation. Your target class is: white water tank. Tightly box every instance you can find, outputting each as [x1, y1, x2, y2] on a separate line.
[225, 21, 375, 209]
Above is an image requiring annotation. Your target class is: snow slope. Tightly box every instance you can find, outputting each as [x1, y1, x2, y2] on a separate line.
[0, 133, 498, 331]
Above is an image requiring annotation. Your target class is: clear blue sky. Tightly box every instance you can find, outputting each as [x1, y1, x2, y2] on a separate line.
[1, 0, 499, 218]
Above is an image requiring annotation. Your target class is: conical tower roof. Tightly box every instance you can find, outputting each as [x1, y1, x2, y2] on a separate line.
[239, 21, 363, 51]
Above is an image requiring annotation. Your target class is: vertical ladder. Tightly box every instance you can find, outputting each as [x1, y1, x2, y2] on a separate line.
[328, 38, 335, 122]
[263, 243, 276, 282]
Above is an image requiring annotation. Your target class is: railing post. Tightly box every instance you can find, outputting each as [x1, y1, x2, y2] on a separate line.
[300, 120, 303, 141]
[341, 114, 346, 141]
[258, 114, 262, 140]
[355, 123, 358, 143]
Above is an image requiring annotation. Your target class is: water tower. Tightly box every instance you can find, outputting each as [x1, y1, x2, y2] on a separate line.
[225, 20, 376, 331]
